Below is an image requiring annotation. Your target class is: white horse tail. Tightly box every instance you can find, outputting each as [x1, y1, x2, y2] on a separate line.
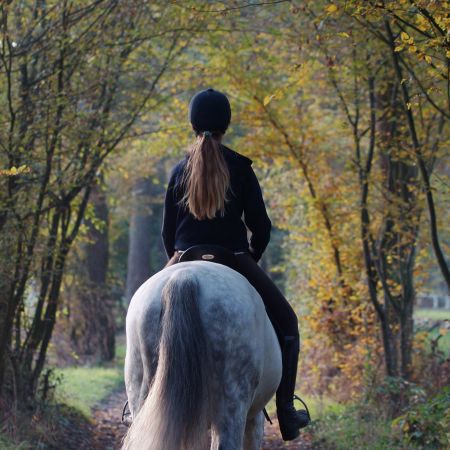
[123, 270, 211, 450]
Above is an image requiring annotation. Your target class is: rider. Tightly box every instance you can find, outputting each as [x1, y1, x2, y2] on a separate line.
[162, 88, 309, 441]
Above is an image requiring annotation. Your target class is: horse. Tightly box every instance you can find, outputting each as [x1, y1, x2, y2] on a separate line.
[122, 260, 282, 450]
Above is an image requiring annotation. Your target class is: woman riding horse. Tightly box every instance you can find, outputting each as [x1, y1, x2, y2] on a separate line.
[162, 88, 309, 441]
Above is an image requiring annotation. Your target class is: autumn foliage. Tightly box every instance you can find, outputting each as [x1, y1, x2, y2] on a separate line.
[1, 0, 448, 420]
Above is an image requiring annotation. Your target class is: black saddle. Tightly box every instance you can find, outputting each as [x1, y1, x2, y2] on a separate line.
[178, 245, 238, 271]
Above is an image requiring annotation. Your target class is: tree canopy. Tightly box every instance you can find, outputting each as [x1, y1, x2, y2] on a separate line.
[0, 0, 448, 417]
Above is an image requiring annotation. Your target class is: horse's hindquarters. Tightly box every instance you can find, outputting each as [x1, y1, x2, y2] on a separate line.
[124, 262, 282, 450]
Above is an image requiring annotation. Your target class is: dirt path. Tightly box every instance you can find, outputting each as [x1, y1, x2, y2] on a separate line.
[87, 388, 315, 450]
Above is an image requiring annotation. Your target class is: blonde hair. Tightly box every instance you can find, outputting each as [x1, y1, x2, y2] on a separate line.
[182, 133, 230, 220]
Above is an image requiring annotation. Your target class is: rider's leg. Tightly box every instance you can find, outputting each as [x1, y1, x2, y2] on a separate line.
[234, 253, 310, 441]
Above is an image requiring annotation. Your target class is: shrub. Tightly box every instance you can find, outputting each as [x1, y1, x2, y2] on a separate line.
[392, 387, 450, 449]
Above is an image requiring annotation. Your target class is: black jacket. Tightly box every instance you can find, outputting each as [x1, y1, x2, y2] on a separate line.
[161, 145, 271, 261]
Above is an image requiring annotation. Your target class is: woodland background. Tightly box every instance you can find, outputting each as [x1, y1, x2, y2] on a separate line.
[0, 1, 449, 449]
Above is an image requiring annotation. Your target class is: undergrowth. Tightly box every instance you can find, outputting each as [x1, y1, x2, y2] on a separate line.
[312, 404, 402, 450]
[0, 402, 92, 450]
[0, 433, 27, 450]
[0, 340, 126, 448]
[311, 387, 450, 450]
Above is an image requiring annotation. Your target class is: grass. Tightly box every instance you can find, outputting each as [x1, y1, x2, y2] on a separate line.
[54, 338, 126, 418]
[415, 308, 450, 321]
[265, 393, 405, 449]
[55, 366, 124, 417]
[312, 404, 404, 450]
[414, 308, 450, 356]
[0, 433, 28, 450]
[309, 384, 450, 449]
[426, 327, 450, 356]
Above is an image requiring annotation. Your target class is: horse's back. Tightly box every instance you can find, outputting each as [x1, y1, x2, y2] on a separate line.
[128, 261, 268, 341]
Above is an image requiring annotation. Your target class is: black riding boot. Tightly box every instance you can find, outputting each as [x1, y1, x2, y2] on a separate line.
[276, 335, 310, 441]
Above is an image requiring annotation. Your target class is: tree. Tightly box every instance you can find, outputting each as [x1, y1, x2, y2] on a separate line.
[0, 0, 187, 400]
[179, 0, 448, 398]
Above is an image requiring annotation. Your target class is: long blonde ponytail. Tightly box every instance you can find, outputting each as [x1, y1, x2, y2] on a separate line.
[182, 133, 230, 220]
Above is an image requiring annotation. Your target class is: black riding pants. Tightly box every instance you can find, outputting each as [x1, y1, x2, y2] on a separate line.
[165, 252, 299, 338]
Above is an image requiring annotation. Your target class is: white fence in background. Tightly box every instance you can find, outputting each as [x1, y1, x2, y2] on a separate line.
[416, 293, 450, 310]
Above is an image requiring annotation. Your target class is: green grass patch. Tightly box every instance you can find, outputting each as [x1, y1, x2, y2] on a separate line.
[311, 389, 450, 450]
[415, 309, 450, 321]
[312, 404, 404, 450]
[414, 309, 450, 356]
[54, 334, 126, 418]
[55, 365, 123, 418]
[0, 432, 29, 450]
[427, 327, 450, 355]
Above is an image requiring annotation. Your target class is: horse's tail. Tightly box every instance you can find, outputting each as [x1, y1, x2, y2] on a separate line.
[122, 270, 210, 450]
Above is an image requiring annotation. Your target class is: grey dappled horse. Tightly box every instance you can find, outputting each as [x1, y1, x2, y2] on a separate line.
[122, 261, 282, 450]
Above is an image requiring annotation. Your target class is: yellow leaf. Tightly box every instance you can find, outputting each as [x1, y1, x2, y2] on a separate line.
[406, 102, 412, 110]
[446, 50, 450, 58]
[263, 94, 274, 106]
[401, 32, 409, 41]
[425, 55, 432, 64]
[10, 166, 18, 175]
[338, 32, 350, 38]
[326, 4, 338, 13]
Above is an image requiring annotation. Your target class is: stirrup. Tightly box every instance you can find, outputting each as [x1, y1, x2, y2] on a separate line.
[294, 394, 311, 428]
[294, 394, 311, 423]
[277, 395, 311, 441]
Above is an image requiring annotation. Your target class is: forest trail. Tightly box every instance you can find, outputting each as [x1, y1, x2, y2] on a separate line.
[81, 388, 316, 449]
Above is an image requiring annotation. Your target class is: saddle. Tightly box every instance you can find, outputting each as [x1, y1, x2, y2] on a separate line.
[178, 244, 239, 271]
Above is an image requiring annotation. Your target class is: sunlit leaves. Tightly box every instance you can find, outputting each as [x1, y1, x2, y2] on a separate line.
[0, 165, 31, 176]
[326, 4, 338, 14]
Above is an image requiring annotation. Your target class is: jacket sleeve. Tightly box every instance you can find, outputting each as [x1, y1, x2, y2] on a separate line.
[242, 165, 272, 262]
[161, 168, 178, 259]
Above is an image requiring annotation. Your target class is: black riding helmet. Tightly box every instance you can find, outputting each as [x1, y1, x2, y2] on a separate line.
[188, 88, 231, 134]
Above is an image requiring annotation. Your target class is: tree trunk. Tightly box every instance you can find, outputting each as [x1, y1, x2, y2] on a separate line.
[69, 177, 115, 362]
[125, 178, 154, 303]
[84, 178, 115, 361]
[377, 79, 419, 380]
